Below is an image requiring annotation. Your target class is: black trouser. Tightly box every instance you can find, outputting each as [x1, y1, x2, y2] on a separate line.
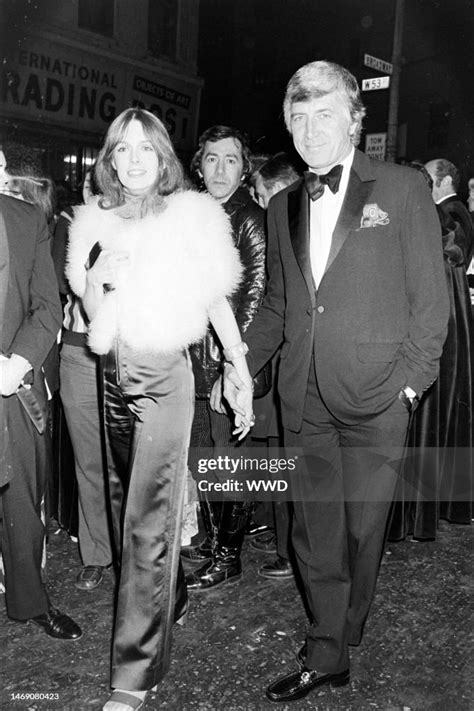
[287, 365, 409, 673]
[1, 396, 49, 620]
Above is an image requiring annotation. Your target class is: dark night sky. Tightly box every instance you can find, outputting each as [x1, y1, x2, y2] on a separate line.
[1, 0, 472, 179]
[196, 0, 474, 176]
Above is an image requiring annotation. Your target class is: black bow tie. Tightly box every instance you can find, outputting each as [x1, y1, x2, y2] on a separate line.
[304, 164, 343, 201]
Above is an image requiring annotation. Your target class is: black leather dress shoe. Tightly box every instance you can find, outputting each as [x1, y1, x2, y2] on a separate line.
[258, 556, 294, 579]
[245, 523, 273, 537]
[266, 665, 350, 702]
[28, 607, 82, 640]
[249, 532, 277, 553]
[75, 565, 104, 591]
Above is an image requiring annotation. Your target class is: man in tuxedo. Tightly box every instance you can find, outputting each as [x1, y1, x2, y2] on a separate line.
[0, 193, 82, 640]
[425, 158, 473, 263]
[224, 61, 449, 702]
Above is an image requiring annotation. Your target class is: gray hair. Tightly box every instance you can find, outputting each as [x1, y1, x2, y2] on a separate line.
[283, 61, 366, 146]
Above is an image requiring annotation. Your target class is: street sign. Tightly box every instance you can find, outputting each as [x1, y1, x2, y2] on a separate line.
[365, 133, 387, 161]
[362, 76, 390, 91]
[364, 53, 393, 75]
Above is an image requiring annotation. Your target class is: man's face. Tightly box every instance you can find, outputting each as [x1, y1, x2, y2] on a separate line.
[289, 91, 356, 172]
[200, 137, 244, 203]
[424, 160, 445, 202]
[254, 174, 280, 209]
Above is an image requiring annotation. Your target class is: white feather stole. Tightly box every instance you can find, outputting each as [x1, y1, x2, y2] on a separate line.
[66, 191, 242, 355]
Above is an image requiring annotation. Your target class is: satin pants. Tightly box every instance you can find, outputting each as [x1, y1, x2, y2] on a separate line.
[102, 342, 194, 691]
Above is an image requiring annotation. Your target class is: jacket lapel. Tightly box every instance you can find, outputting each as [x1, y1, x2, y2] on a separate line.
[325, 149, 375, 274]
[0, 212, 10, 352]
[288, 181, 316, 307]
[0, 210, 10, 477]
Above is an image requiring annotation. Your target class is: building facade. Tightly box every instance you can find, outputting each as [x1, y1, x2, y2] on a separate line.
[1, 0, 202, 200]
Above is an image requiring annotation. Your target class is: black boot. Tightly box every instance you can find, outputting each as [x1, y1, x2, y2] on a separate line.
[180, 500, 221, 561]
[186, 501, 252, 591]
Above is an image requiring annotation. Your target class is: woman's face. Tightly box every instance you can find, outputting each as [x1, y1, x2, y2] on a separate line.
[111, 119, 160, 195]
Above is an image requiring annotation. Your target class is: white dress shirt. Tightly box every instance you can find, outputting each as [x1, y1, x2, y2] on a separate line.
[309, 147, 355, 289]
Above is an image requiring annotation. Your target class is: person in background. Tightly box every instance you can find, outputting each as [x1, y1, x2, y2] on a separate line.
[52, 167, 113, 592]
[249, 153, 300, 581]
[6, 174, 56, 226]
[184, 125, 266, 592]
[0, 191, 82, 641]
[224, 60, 449, 703]
[252, 151, 300, 209]
[389, 160, 472, 540]
[0, 150, 60, 525]
[425, 158, 473, 266]
[0, 147, 10, 193]
[66, 108, 253, 711]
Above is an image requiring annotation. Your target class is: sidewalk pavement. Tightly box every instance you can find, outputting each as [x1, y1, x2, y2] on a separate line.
[1, 519, 472, 710]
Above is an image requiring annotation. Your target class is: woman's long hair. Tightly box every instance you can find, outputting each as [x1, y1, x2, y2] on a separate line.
[6, 174, 56, 223]
[95, 107, 185, 208]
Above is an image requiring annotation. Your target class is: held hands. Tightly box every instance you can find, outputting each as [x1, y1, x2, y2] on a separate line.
[223, 363, 255, 440]
[209, 375, 227, 414]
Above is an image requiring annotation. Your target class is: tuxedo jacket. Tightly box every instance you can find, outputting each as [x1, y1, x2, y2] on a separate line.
[0, 194, 62, 486]
[246, 149, 450, 431]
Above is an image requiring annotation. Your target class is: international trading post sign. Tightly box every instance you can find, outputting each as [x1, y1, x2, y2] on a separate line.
[365, 133, 387, 161]
[0, 35, 201, 151]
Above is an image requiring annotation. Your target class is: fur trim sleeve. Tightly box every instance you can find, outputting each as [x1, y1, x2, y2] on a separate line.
[65, 201, 112, 298]
[166, 191, 243, 307]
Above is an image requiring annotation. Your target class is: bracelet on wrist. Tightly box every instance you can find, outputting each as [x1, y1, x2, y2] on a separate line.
[223, 341, 249, 363]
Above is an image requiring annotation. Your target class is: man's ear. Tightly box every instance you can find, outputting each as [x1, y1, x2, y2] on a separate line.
[441, 175, 452, 189]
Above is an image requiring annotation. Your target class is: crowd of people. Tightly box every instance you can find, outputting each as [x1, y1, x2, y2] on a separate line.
[0, 59, 472, 711]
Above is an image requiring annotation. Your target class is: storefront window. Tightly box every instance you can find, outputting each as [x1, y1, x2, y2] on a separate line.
[78, 0, 114, 37]
[63, 146, 98, 191]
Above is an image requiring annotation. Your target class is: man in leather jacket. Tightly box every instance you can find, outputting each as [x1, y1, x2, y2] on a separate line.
[185, 125, 266, 591]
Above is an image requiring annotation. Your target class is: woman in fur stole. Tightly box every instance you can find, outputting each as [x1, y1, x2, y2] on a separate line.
[66, 108, 254, 711]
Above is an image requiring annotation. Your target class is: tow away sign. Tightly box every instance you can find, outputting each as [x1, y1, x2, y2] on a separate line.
[365, 133, 387, 161]
[362, 76, 390, 91]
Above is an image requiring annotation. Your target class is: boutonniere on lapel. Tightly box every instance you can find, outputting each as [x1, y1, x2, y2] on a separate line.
[360, 203, 390, 228]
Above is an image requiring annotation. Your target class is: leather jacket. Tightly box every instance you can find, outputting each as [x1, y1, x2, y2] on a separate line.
[190, 187, 266, 398]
